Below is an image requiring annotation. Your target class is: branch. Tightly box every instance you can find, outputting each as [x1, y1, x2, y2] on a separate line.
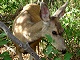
[0, 21, 41, 60]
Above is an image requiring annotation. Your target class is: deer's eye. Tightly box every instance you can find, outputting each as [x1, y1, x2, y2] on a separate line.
[52, 31, 57, 35]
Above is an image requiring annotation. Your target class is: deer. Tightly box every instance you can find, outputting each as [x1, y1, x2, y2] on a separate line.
[12, 1, 68, 60]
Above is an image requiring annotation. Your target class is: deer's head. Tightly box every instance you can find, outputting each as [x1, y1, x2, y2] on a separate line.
[39, 2, 68, 53]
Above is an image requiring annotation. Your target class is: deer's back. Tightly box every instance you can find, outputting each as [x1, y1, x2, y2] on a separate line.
[12, 4, 42, 44]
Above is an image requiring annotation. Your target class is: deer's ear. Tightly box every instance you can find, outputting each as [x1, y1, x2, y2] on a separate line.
[53, 2, 68, 18]
[40, 2, 50, 21]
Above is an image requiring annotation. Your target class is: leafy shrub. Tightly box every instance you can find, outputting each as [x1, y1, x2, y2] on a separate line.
[0, 32, 12, 60]
[0, 52, 12, 60]
[0, 32, 9, 46]
[0, 0, 27, 14]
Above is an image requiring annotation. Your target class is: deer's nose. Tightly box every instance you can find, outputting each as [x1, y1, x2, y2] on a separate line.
[62, 49, 66, 54]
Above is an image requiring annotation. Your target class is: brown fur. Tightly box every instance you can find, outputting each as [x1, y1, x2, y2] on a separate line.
[12, 2, 67, 60]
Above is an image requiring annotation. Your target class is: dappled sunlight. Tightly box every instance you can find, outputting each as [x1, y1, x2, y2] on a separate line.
[16, 16, 24, 24]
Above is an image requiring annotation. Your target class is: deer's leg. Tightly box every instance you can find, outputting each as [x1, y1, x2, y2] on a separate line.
[29, 38, 41, 60]
[29, 55, 34, 60]
[16, 48, 23, 60]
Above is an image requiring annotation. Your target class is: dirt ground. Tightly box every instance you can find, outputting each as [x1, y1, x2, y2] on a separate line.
[0, 46, 80, 60]
[0, 46, 44, 60]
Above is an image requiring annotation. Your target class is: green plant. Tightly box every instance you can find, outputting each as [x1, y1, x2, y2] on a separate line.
[0, 32, 12, 60]
[0, 52, 12, 60]
[0, 32, 9, 46]
[61, 7, 80, 60]
[0, 0, 27, 14]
